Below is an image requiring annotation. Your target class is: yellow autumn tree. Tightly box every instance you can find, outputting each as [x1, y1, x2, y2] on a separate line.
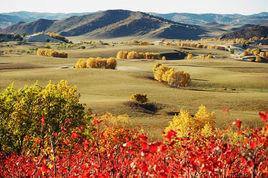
[106, 58, 117, 69]
[162, 68, 175, 82]
[127, 51, 138, 59]
[164, 110, 193, 138]
[75, 59, 87, 68]
[186, 53, 193, 60]
[153, 63, 170, 82]
[165, 105, 216, 138]
[167, 71, 191, 87]
[194, 105, 216, 131]
[201, 123, 213, 138]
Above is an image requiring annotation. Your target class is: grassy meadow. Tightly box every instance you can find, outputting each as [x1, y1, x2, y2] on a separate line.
[0, 42, 267, 139]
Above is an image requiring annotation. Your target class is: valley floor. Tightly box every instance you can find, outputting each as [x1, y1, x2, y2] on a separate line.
[0, 43, 267, 139]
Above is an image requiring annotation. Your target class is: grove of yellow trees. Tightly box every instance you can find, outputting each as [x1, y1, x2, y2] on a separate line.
[74, 57, 117, 69]
[36, 48, 68, 58]
[175, 42, 226, 51]
[241, 48, 268, 58]
[240, 48, 268, 62]
[46, 32, 69, 43]
[153, 63, 191, 88]
[116, 51, 160, 60]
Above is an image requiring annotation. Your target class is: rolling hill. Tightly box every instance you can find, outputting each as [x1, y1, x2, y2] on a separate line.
[220, 25, 268, 39]
[2, 19, 56, 35]
[1, 10, 207, 39]
[1, 10, 268, 31]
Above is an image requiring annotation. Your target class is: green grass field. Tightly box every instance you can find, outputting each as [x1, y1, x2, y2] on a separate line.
[0, 42, 267, 139]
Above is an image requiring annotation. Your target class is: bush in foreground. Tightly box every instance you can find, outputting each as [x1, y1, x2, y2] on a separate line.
[0, 80, 86, 153]
[0, 110, 267, 177]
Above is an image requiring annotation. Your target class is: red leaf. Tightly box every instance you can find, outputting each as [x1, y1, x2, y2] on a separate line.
[41, 114, 45, 127]
[91, 118, 102, 125]
[141, 142, 148, 151]
[149, 143, 158, 153]
[127, 141, 133, 147]
[166, 130, 177, 140]
[259, 112, 268, 122]
[83, 140, 89, 150]
[139, 134, 148, 141]
[249, 141, 257, 149]
[140, 162, 148, 172]
[232, 119, 242, 129]
[41, 165, 48, 173]
[71, 132, 79, 139]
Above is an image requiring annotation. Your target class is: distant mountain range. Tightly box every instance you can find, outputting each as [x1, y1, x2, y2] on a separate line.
[0, 11, 89, 28]
[151, 12, 268, 26]
[1, 11, 268, 29]
[0, 10, 206, 39]
[0, 10, 268, 40]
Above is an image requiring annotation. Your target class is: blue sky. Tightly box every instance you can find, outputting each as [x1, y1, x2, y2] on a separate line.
[1, 0, 267, 15]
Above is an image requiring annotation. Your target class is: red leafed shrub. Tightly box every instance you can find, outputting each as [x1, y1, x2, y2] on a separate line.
[0, 113, 267, 177]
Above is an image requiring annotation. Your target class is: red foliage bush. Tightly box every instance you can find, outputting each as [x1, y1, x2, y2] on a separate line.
[0, 115, 267, 177]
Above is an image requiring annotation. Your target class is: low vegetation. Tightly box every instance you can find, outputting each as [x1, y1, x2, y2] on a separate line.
[74, 57, 117, 69]
[120, 40, 153, 46]
[186, 53, 214, 60]
[36, 48, 68, 58]
[153, 63, 191, 87]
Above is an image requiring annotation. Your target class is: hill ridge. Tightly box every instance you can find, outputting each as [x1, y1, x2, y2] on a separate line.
[1, 9, 206, 39]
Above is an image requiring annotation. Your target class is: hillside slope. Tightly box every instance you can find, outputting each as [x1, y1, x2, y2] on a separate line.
[1, 19, 55, 35]
[1, 10, 206, 39]
[221, 25, 268, 39]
